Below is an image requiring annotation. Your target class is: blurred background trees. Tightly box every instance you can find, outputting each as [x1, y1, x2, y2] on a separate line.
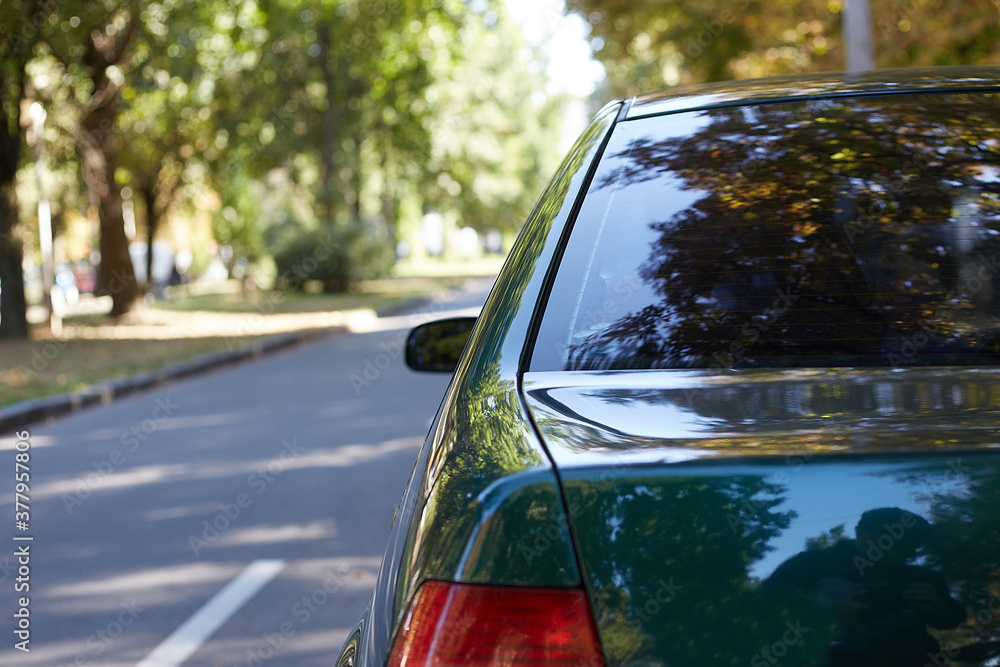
[567, 0, 1000, 100]
[1, 0, 996, 336]
[1, 0, 560, 333]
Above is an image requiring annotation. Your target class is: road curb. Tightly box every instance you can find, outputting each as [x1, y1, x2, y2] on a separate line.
[374, 294, 436, 318]
[0, 325, 347, 434]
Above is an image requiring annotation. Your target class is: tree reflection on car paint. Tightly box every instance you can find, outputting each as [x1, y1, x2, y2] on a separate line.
[564, 458, 1000, 667]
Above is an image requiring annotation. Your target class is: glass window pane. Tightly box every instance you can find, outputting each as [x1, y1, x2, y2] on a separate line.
[531, 93, 1000, 371]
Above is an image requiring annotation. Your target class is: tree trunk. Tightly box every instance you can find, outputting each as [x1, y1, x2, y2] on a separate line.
[142, 184, 157, 294]
[378, 127, 397, 245]
[0, 180, 28, 339]
[0, 62, 29, 339]
[318, 21, 339, 222]
[381, 192, 397, 245]
[78, 17, 142, 318]
[351, 134, 362, 219]
[79, 118, 141, 317]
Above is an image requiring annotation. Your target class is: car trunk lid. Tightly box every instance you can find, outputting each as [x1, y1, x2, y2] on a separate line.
[523, 368, 1000, 667]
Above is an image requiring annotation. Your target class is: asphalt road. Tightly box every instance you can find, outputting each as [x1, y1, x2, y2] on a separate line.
[0, 277, 493, 667]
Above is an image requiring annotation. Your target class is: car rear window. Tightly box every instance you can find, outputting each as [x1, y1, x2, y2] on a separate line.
[531, 92, 1000, 371]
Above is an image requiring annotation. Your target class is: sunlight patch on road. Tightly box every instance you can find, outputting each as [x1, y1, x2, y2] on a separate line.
[25, 436, 424, 504]
[212, 521, 338, 548]
[141, 501, 223, 522]
[47, 562, 241, 599]
[0, 433, 58, 451]
[25, 463, 192, 501]
[346, 306, 481, 334]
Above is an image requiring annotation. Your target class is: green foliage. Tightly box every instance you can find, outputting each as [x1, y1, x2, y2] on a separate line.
[805, 523, 848, 551]
[421, 6, 564, 233]
[203, 0, 561, 259]
[3, 0, 568, 315]
[567, 0, 1000, 94]
[272, 219, 394, 293]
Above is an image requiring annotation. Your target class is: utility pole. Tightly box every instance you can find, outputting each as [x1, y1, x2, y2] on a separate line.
[844, 0, 876, 72]
[28, 102, 60, 336]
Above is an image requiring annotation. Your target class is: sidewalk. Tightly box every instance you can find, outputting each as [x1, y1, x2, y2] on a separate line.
[0, 293, 441, 434]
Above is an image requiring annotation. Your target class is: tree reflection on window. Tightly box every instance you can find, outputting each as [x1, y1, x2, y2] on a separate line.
[555, 94, 1000, 371]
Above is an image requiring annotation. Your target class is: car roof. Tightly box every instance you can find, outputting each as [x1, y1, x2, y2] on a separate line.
[625, 65, 1000, 119]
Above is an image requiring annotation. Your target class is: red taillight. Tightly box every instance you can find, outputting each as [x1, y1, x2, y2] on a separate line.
[387, 580, 605, 667]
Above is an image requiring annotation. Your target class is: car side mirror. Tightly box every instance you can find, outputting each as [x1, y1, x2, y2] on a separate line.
[405, 317, 477, 372]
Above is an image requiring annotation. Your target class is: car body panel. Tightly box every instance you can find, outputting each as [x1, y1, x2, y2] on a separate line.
[626, 65, 1000, 120]
[523, 368, 1000, 666]
[559, 455, 1000, 667]
[342, 101, 621, 667]
[524, 75, 1000, 666]
[523, 368, 1000, 467]
[341, 68, 1000, 667]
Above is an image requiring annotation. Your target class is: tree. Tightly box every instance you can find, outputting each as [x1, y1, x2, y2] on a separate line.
[566, 0, 1000, 95]
[0, 4, 36, 338]
[3, 0, 568, 307]
[422, 5, 564, 235]
[49, 0, 143, 316]
[117, 0, 216, 291]
[208, 0, 558, 283]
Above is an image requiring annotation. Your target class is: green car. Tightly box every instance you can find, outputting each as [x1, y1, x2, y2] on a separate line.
[337, 66, 1000, 667]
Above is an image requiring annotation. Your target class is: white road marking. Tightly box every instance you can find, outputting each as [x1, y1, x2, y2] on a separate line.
[134, 559, 286, 667]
